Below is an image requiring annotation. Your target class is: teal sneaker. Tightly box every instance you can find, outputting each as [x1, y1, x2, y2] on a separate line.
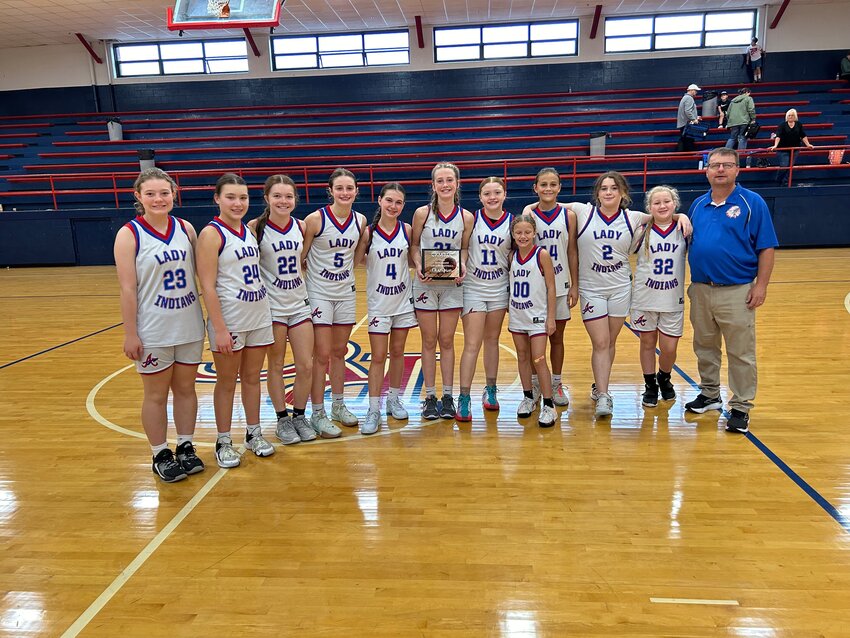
[455, 393, 472, 422]
[482, 385, 500, 411]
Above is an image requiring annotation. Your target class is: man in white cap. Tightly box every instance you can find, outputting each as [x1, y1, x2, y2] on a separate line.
[677, 83, 702, 152]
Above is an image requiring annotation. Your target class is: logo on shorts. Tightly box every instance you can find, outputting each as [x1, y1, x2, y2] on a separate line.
[416, 292, 429, 304]
[140, 353, 159, 368]
[311, 307, 322, 318]
[633, 315, 647, 327]
[726, 205, 742, 219]
[582, 302, 594, 315]
[369, 317, 380, 327]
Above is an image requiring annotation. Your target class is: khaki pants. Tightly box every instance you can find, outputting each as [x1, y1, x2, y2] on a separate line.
[687, 283, 756, 413]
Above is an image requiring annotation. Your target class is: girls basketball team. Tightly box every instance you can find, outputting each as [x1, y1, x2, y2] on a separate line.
[115, 164, 691, 483]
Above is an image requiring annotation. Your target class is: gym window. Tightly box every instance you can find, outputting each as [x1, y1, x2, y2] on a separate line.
[604, 10, 756, 53]
[113, 39, 248, 77]
[434, 20, 579, 63]
[272, 30, 410, 70]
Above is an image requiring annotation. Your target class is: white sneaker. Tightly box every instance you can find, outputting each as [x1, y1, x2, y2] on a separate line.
[553, 383, 570, 407]
[275, 416, 301, 445]
[538, 404, 557, 427]
[595, 393, 613, 417]
[245, 430, 276, 457]
[215, 439, 241, 469]
[361, 409, 382, 435]
[386, 397, 409, 420]
[590, 383, 600, 402]
[311, 410, 342, 439]
[331, 402, 359, 427]
[517, 396, 538, 418]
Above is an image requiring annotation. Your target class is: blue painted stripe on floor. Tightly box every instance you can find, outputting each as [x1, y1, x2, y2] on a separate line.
[0, 323, 121, 370]
[625, 320, 849, 534]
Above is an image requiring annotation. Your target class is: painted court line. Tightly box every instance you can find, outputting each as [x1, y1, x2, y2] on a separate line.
[626, 321, 850, 535]
[650, 598, 739, 606]
[60, 465, 231, 638]
[0, 322, 121, 370]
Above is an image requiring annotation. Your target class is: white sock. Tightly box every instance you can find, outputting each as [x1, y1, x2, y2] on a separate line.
[443, 385, 452, 396]
[552, 374, 562, 385]
[532, 374, 539, 387]
[176, 434, 192, 446]
[216, 432, 232, 444]
[331, 393, 344, 405]
[388, 387, 400, 401]
[425, 386, 436, 398]
[151, 442, 168, 456]
[246, 424, 261, 438]
[369, 396, 381, 411]
[312, 403, 325, 414]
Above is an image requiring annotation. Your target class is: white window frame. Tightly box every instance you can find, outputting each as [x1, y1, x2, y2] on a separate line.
[113, 39, 248, 78]
[271, 30, 410, 71]
[434, 20, 579, 63]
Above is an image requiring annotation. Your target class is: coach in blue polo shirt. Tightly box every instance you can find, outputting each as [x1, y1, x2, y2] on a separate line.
[684, 147, 778, 433]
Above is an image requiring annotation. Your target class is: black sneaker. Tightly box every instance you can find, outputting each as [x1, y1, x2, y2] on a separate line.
[684, 393, 723, 413]
[641, 383, 659, 408]
[152, 448, 188, 483]
[656, 371, 676, 401]
[422, 395, 440, 420]
[439, 394, 456, 419]
[725, 409, 750, 433]
[175, 441, 205, 475]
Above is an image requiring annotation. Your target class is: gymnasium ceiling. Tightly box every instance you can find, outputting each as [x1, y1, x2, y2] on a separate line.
[0, 0, 837, 48]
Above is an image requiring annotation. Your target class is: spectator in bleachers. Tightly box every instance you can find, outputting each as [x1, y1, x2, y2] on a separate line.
[745, 37, 765, 83]
[840, 51, 850, 83]
[769, 108, 814, 186]
[677, 84, 702, 152]
[717, 90, 730, 129]
[725, 88, 756, 152]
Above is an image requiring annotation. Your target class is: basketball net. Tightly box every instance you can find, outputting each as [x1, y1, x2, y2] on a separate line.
[207, 0, 231, 18]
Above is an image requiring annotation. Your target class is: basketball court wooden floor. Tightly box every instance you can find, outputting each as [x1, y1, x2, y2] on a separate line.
[2, 248, 850, 637]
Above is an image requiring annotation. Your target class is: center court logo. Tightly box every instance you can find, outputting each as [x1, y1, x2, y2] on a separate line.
[195, 340, 425, 408]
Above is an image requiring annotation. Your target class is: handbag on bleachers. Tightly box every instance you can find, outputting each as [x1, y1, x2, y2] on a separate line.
[683, 121, 710, 139]
[744, 120, 761, 139]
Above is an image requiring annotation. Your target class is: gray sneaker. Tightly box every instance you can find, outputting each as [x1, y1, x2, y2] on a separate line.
[331, 402, 359, 427]
[422, 395, 440, 420]
[215, 439, 241, 469]
[361, 409, 382, 435]
[538, 404, 557, 427]
[595, 393, 613, 417]
[386, 397, 409, 420]
[311, 410, 342, 439]
[439, 394, 456, 419]
[245, 430, 276, 457]
[553, 383, 570, 407]
[291, 414, 317, 442]
[275, 416, 301, 445]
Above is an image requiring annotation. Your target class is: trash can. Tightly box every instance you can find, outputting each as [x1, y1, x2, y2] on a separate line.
[137, 149, 156, 171]
[106, 117, 123, 141]
[589, 131, 609, 157]
[701, 90, 718, 119]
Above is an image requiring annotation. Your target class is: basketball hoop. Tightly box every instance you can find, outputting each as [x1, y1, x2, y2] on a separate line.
[207, 0, 231, 18]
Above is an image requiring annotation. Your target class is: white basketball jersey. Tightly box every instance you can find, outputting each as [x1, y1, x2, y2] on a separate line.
[631, 223, 687, 312]
[257, 217, 310, 318]
[128, 216, 204, 347]
[305, 206, 363, 301]
[575, 203, 644, 294]
[366, 221, 414, 317]
[531, 205, 572, 296]
[208, 217, 271, 332]
[509, 246, 549, 329]
[466, 209, 512, 299]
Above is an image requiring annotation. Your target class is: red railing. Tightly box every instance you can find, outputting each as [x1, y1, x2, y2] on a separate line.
[1, 146, 848, 211]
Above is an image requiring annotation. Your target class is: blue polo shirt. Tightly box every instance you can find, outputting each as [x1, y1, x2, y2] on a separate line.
[687, 184, 778, 285]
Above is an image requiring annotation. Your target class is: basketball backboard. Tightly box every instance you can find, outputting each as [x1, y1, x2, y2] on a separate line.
[167, 0, 284, 31]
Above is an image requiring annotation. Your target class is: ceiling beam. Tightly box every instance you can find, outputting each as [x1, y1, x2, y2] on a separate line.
[75, 33, 103, 64]
[590, 5, 603, 39]
[415, 16, 425, 49]
[770, 0, 791, 28]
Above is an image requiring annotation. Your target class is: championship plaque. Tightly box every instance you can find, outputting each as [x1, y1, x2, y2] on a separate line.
[421, 249, 460, 280]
